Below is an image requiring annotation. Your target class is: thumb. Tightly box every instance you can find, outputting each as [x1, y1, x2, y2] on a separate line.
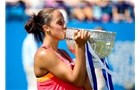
[73, 30, 80, 40]
[73, 30, 78, 38]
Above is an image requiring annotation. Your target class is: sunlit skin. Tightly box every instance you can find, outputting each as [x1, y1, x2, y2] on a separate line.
[34, 9, 92, 89]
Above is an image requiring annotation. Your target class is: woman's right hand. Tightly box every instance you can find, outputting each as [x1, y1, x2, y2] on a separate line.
[73, 29, 90, 46]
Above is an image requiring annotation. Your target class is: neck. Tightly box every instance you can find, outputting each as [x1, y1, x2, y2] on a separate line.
[42, 36, 59, 52]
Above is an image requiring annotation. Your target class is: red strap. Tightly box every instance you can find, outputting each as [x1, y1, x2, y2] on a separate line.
[41, 46, 60, 56]
[41, 46, 73, 62]
[59, 50, 73, 62]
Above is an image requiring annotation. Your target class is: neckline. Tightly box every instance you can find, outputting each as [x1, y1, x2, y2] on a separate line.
[58, 49, 72, 63]
[41, 45, 72, 62]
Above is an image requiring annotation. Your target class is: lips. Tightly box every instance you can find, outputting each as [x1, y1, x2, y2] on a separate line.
[64, 31, 66, 34]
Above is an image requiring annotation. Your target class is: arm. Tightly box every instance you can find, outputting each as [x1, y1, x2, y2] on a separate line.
[60, 49, 92, 89]
[34, 30, 90, 87]
[83, 72, 92, 90]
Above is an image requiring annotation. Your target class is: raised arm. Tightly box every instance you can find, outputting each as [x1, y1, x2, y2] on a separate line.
[34, 30, 90, 87]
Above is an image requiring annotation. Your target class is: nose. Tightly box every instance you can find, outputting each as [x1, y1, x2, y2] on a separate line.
[63, 23, 66, 30]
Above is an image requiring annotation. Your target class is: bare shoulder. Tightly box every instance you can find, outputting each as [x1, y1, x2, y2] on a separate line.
[34, 47, 62, 77]
[34, 47, 59, 68]
[34, 47, 49, 61]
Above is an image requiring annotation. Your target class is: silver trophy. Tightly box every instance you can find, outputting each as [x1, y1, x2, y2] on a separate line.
[66, 28, 116, 59]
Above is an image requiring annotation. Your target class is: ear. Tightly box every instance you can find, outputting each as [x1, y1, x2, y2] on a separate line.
[42, 25, 50, 32]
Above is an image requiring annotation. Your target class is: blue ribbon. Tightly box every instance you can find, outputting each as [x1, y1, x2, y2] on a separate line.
[85, 42, 114, 90]
[101, 58, 114, 90]
[86, 43, 97, 90]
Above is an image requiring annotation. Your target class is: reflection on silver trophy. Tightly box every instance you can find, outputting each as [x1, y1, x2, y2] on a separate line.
[66, 28, 116, 58]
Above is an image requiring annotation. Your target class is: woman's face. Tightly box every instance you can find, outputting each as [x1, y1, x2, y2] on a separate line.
[48, 10, 66, 40]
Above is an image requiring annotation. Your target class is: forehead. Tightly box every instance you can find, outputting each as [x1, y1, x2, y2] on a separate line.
[52, 10, 64, 20]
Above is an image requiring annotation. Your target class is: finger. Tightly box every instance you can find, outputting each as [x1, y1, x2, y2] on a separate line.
[74, 30, 80, 39]
[73, 30, 79, 37]
[77, 30, 81, 37]
[85, 30, 88, 36]
[80, 30, 83, 39]
[83, 30, 88, 39]
[87, 31, 91, 39]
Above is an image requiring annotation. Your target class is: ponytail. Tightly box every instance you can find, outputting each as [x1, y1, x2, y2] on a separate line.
[24, 13, 44, 43]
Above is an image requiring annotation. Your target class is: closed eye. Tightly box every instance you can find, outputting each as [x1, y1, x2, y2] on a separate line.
[57, 20, 65, 26]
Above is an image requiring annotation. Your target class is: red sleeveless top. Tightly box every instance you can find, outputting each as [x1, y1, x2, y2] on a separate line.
[37, 46, 82, 90]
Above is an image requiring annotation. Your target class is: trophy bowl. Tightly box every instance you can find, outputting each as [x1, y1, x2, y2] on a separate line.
[66, 28, 116, 58]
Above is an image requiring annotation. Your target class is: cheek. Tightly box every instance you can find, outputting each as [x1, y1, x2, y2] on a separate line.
[52, 24, 62, 31]
[52, 28, 64, 39]
[50, 24, 65, 39]
[54, 25, 63, 33]
[57, 30, 65, 39]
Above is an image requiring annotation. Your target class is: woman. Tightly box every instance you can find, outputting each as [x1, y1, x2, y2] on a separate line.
[24, 8, 92, 90]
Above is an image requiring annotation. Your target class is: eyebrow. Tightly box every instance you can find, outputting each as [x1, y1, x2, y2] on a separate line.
[55, 18, 65, 24]
[57, 18, 65, 21]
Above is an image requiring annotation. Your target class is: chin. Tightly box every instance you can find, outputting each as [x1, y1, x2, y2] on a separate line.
[59, 37, 65, 40]
[62, 37, 65, 40]
[63, 35, 66, 39]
